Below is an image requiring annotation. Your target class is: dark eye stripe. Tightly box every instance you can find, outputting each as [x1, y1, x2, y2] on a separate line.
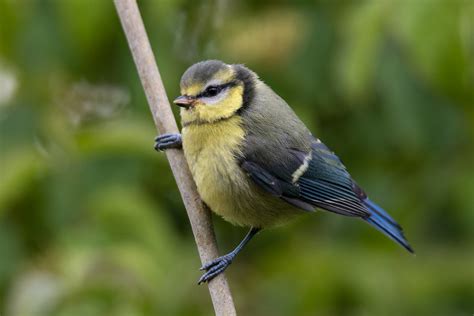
[197, 81, 238, 98]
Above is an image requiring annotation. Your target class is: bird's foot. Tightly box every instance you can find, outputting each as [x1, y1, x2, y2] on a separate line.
[154, 133, 182, 151]
[198, 254, 234, 284]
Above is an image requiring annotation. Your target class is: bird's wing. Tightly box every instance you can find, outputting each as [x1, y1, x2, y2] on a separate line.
[240, 137, 369, 217]
[240, 137, 414, 252]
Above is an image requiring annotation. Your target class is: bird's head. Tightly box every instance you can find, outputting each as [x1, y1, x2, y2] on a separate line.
[175, 60, 255, 126]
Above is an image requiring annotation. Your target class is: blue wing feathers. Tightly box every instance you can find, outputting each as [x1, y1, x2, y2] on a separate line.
[364, 197, 401, 229]
[363, 198, 414, 253]
[300, 140, 414, 253]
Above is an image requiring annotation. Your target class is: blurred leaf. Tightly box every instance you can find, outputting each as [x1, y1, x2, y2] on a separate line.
[393, 0, 474, 106]
[337, 0, 388, 101]
[220, 8, 308, 66]
[0, 148, 47, 214]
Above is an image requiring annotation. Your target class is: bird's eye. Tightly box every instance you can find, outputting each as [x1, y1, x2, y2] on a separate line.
[203, 86, 221, 97]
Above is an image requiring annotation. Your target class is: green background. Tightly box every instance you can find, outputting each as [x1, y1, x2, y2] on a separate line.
[0, 0, 473, 315]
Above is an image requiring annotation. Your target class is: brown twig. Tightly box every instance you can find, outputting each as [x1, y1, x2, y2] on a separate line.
[113, 1, 236, 315]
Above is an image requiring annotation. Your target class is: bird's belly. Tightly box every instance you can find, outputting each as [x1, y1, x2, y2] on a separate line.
[192, 153, 299, 227]
[182, 119, 301, 228]
[192, 151, 251, 224]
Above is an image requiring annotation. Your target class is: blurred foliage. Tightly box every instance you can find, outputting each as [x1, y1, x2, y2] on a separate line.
[0, 0, 473, 315]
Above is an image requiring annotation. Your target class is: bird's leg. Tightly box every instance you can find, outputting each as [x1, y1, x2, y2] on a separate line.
[198, 227, 261, 284]
[154, 133, 182, 151]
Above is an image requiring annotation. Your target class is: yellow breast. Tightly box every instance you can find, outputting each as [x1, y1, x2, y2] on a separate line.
[182, 116, 248, 223]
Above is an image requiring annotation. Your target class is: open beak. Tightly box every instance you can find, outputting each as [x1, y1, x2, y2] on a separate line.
[173, 95, 195, 109]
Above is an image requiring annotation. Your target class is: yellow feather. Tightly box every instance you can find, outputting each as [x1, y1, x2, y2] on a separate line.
[183, 116, 245, 223]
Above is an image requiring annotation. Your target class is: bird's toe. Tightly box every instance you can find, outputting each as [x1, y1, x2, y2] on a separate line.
[197, 255, 233, 284]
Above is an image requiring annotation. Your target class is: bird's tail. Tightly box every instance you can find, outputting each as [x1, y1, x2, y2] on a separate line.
[363, 198, 414, 253]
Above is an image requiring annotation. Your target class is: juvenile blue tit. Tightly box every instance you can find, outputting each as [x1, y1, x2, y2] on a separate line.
[155, 60, 414, 284]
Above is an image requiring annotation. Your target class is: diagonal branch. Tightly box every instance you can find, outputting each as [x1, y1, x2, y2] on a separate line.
[113, 1, 236, 315]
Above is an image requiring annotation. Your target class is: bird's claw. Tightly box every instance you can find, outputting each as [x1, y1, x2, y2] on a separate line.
[154, 133, 182, 151]
[197, 254, 234, 284]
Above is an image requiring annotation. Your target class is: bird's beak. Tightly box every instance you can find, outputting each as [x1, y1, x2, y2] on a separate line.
[173, 95, 195, 109]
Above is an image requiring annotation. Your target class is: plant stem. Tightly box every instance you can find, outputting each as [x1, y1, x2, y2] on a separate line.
[113, 1, 236, 315]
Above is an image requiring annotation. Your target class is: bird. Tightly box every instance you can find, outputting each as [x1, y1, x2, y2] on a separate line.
[154, 60, 414, 284]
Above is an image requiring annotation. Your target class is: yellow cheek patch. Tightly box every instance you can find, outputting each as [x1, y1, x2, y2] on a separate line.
[180, 85, 244, 126]
[197, 85, 244, 122]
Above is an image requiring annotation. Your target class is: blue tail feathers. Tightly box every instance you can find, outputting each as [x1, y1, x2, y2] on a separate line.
[363, 198, 414, 253]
